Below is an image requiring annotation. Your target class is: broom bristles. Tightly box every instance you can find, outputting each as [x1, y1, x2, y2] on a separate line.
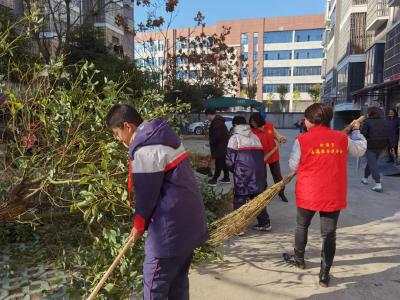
[207, 172, 296, 246]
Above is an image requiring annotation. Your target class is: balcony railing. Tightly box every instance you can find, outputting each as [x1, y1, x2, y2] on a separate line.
[353, 0, 368, 5]
[366, 0, 389, 32]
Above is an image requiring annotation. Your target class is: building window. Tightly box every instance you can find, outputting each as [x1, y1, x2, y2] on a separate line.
[176, 40, 187, 50]
[136, 58, 144, 67]
[141, 57, 156, 67]
[176, 57, 187, 65]
[158, 40, 164, 51]
[264, 50, 292, 60]
[135, 42, 144, 52]
[242, 52, 249, 61]
[158, 57, 163, 66]
[293, 83, 315, 93]
[144, 40, 157, 52]
[337, 64, 349, 101]
[253, 32, 259, 46]
[263, 31, 293, 44]
[176, 71, 186, 80]
[241, 33, 248, 45]
[189, 70, 198, 80]
[263, 67, 291, 77]
[253, 52, 258, 62]
[294, 29, 324, 42]
[262, 84, 290, 93]
[241, 68, 248, 78]
[293, 66, 321, 76]
[294, 49, 323, 59]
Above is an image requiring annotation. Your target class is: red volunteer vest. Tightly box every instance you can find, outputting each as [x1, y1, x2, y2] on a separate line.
[296, 126, 348, 212]
[252, 122, 279, 163]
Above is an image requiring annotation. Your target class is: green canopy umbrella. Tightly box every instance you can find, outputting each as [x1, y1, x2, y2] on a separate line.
[204, 96, 265, 112]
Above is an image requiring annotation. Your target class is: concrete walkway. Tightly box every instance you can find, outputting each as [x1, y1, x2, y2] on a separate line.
[186, 130, 400, 300]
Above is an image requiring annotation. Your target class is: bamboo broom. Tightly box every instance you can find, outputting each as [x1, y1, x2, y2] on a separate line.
[207, 172, 296, 247]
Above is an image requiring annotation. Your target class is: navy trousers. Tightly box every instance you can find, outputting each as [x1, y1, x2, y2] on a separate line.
[364, 149, 382, 183]
[143, 251, 193, 300]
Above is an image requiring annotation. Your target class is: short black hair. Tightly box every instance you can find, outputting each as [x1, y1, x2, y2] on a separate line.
[249, 112, 265, 128]
[232, 116, 247, 126]
[304, 103, 333, 127]
[367, 106, 381, 118]
[106, 104, 143, 129]
[204, 108, 216, 115]
[389, 108, 398, 117]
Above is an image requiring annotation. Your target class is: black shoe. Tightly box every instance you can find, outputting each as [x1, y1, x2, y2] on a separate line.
[252, 223, 272, 232]
[282, 253, 305, 269]
[280, 194, 289, 203]
[319, 262, 331, 287]
[207, 179, 218, 186]
[220, 178, 231, 184]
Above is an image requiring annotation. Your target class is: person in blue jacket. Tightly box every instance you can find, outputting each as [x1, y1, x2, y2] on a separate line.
[226, 116, 271, 234]
[106, 104, 208, 300]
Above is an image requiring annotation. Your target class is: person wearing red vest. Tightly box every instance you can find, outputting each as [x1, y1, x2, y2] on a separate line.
[250, 113, 289, 203]
[283, 103, 366, 288]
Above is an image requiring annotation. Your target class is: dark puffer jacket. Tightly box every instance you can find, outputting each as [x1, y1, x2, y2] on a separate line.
[129, 119, 208, 258]
[226, 124, 266, 196]
[209, 115, 229, 158]
[385, 117, 400, 148]
[361, 116, 389, 150]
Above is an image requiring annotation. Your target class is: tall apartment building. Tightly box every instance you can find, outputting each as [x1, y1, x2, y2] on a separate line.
[135, 15, 325, 112]
[322, 0, 400, 127]
[85, 0, 134, 57]
[0, 0, 134, 59]
[352, 0, 400, 112]
[322, 0, 372, 128]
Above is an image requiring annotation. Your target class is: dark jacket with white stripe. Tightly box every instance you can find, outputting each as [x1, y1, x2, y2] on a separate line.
[226, 124, 266, 196]
[129, 119, 208, 258]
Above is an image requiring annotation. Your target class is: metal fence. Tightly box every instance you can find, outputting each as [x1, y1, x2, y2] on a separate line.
[189, 112, 304, 129]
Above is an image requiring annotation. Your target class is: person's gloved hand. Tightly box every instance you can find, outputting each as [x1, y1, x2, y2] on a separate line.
[279, 136, 288, 144]
[130, 227, 142, 242]
[350, 120, 360, 130]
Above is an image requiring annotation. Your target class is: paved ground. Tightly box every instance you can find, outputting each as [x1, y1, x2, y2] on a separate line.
[185, 129, 400, 300]
[0, 244, 69, 300]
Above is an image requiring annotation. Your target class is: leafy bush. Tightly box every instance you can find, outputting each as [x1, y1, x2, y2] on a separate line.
[0, 58, 191, 298]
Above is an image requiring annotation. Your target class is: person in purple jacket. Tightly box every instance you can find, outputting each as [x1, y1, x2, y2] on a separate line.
[226, 116, 271, 235]
[106, 104, 208, 300]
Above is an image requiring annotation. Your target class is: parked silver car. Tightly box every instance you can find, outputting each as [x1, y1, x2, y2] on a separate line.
[188, 115, 233, 135]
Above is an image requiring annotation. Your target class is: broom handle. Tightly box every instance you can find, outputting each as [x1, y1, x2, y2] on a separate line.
[87, 237, 135, 300]
[343, 116, 366, 134]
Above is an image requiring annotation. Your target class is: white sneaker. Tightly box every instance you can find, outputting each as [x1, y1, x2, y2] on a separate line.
[372, 183, 383, 192]
[361, 178, 368, 185]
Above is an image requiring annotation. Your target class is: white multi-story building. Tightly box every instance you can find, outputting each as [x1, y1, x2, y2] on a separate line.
[135, 15, 325, 112]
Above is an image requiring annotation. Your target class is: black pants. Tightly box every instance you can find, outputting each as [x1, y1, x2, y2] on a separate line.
[213, 156, 229, 181]
[268, 161, 285, 196]
[295, 207, 340, 267]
